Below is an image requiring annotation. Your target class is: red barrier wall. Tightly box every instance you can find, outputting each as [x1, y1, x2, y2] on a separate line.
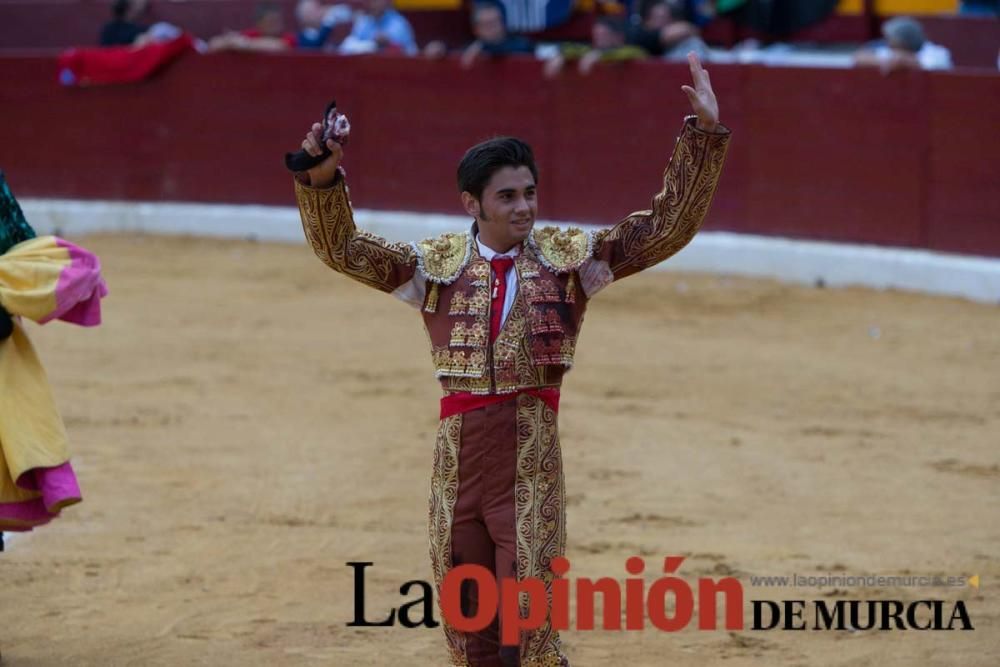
[0, 53, 997, 257]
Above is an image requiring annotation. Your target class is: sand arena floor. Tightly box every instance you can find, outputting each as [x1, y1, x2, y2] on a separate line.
[1, 233, 998, 666]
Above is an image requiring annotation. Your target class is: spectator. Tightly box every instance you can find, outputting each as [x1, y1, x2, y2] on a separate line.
[99, 0, 148, 46]
[296, 0, 355, 50]
[424, 2, 533, 68]
[339, 0, 418, 55]
[959, 0, 998, 16]
[628, 0, 710, 61]
[498, 0, 575, 32]
[208, 2, 298, 53]
[676, 0, 716, 27]
[543, 16, 647, 77]
[854, 16, 952, 72]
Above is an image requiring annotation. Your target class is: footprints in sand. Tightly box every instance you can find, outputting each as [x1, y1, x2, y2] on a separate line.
[587, 469, 640, 481]
[64, 406, 184, 428]
[263, 515, 338, 528]
[929, 458, 1000, 480]
[799, 425, 886, 440]
[610, 512, 699, 528]
[719, 631, 779, 659]
[572, 540, 660, 557]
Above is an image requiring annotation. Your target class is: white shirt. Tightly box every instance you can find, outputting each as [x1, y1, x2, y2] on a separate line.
[392, 236, 520, 326]
[392, 233, 614, 316]
[474, 237, 520, 328]
[873, 42, 953, 70]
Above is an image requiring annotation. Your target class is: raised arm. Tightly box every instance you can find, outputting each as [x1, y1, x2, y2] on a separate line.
[591, 52, 731, 283]
[294, 124, 417, 294]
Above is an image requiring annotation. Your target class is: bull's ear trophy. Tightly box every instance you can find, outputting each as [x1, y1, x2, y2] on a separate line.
[284, 99, 351, 172]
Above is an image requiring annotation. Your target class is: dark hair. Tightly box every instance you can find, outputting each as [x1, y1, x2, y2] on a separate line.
[471, 1, 506, 25]
[112, 0, 130, 19]
[0, 172, 37, 256]
[457, 137, 538, 200]
[638, 0, 678, 21]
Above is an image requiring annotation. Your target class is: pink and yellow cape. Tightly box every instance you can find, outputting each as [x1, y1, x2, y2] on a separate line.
[0, 235, 107, 531]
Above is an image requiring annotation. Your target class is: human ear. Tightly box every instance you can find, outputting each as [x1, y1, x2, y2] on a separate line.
[460, 191, 480, 219]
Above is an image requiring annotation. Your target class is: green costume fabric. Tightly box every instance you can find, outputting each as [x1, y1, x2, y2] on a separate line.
[0, 173, 36, 256]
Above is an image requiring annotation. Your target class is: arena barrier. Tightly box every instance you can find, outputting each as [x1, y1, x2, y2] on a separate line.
[3, 52, 999, 300]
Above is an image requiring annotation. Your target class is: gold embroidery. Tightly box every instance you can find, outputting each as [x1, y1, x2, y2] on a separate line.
[294, 177, 416, 293]
[448, 292, 468, 316]
[596, 117, 731, 280]
[515, 394, 568, 664]
[448, 321, 487, 348]
[529, 226, 593, 273]
[530, 307, 565, 335]
[432, 346, 487, 378]
[428, 414, 466, 665]
[530, 335, 576, 367]
[414, 232, 473, 284]
[522, 652, 568, 667]
[449, 322, 468, 347]
[466, 290, 489, 316]
[424, 282, 440, 313]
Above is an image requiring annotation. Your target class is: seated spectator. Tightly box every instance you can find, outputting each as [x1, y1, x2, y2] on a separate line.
[677, 0, 716, 27]
[99, 0, 148, 46]
[498, 0, 575, 32]
[424, 2, 533, 68]
[959, 0, 998, 16]
[628, 0, 710, 61]
[208, 2, 298, 53]
[339, 0, 418, 55]
[854, 16, 952, 72]
[543, 16, 647, 77]
[296, 0, 355, 51]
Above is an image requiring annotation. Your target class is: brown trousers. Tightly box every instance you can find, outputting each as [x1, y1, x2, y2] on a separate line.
[429, 395, 569, 667]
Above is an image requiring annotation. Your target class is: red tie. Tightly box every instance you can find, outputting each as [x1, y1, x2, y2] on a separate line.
[489, 256, 515, 343]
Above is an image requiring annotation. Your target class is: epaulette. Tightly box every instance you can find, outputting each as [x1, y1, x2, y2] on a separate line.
[412, 232, 473, 313]
[527, 226, 593, 274]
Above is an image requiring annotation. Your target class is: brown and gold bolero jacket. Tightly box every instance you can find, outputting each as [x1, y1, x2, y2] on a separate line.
[295, 116, 731, 395]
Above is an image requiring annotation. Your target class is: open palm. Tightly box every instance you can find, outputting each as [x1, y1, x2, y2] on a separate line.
[680, 52, 719, 131]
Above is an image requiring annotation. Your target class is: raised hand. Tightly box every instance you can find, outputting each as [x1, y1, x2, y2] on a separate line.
[302, 122, 343, 188]
[680, 51, 719, 132]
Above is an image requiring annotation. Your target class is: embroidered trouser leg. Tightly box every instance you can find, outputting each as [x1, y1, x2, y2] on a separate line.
[429, 395, 569, 667]
[451, 401, 519, 666]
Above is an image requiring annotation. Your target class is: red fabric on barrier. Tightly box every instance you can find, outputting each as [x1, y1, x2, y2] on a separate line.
[0, 53, 997, 257]
[56, 35, 195, 86]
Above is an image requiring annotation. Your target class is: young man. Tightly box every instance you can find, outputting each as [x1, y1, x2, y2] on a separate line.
[293, 53, 730, 667]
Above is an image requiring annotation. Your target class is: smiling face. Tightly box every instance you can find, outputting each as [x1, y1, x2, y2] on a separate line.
[462, 166, 537, 253]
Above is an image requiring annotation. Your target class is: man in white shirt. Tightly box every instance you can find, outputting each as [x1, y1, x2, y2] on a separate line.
[854, 16, 953, 72]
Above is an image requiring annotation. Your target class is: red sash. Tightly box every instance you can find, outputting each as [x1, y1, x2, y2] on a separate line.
[440, 388, 560, 420]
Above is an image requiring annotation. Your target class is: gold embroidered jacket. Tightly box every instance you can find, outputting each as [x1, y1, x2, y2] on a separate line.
[296, 116, 731, 394]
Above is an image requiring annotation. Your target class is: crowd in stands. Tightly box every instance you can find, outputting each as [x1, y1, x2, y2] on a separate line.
[96, 0, 1000, 73]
